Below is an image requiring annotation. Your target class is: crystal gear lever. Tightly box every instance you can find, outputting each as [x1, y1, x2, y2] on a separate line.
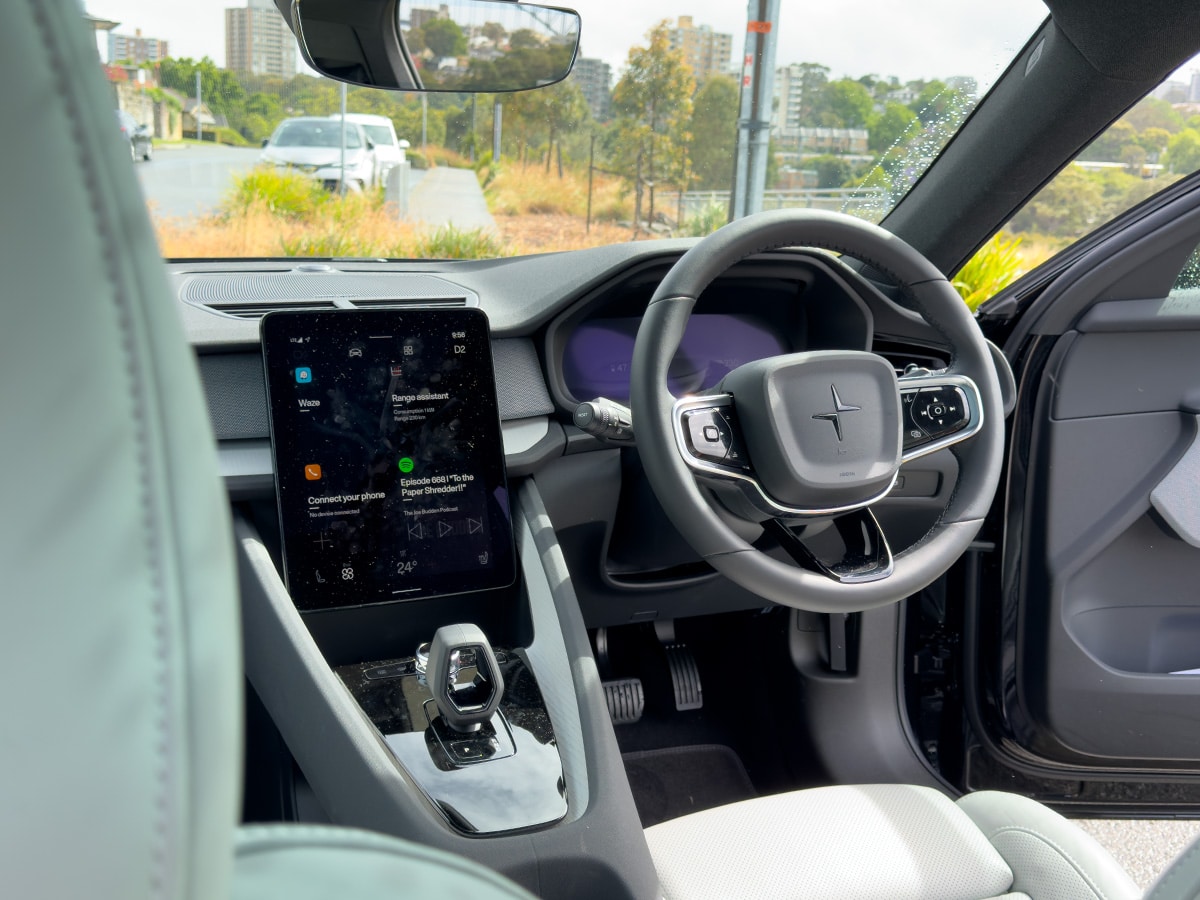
[426, 624, 505, 733]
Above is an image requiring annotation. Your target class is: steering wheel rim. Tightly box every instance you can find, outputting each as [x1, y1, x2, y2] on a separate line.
[629, 209, 1005, 613]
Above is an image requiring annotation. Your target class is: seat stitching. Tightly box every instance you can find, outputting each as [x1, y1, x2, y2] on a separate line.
[987, 824, 1111, 900]
[27, 4, 172, 898]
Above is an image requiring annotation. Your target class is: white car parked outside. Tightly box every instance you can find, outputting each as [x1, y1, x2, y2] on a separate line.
[259, 117, 378, 192]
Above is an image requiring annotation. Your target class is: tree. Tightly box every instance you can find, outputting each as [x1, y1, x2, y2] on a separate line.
[688, 75, 738, 189]
[1123, 97, 1183, 133]
[809, 155, 851, 188]
[1083, 120, 1137, 162]
[789, 62, 829, 126]
[868, 102, 918, 152]
[1138, 127, 1171, 159]
[609, 22, 694, 224]
[424, 18, 466, 58]
[1164, 129, 1200, 174]
[504, 81, 590, 174]
[814, 79, 873, 128]
[509, 29, 542, 50]
[909, 79, 971, 127]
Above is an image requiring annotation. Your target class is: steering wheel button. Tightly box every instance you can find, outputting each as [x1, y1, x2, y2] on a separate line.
[685, 409, 731, 461]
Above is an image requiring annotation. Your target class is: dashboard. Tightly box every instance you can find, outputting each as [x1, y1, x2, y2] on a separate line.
[177, 241, 958, 626]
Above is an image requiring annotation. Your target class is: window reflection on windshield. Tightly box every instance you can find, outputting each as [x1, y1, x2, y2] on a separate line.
[272, 121, 362, 148]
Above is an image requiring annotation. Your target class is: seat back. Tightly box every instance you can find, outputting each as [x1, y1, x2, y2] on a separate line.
[0, 2, 242, 897]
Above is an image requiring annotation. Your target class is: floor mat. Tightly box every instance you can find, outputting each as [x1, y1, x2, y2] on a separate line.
[623, 744, 756, 828]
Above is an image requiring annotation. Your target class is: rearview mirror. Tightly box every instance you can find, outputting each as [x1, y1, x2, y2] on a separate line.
[291, 0, 580, 93]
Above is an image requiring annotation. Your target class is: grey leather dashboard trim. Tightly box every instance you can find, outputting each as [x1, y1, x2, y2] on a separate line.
[201, 337, 554, 441]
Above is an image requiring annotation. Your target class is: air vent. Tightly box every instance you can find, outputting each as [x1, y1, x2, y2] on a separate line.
[179, 270, 477, 320]
[351, 296, 466, 308]
[872, 339, 949, 376]
[203, 299, 339, 319]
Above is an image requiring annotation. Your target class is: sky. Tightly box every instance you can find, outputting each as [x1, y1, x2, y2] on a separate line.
[90, 0, 1054, 92]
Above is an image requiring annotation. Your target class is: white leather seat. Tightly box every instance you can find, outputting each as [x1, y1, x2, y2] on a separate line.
[646, 784, 1143, 900]
[0, 2, 533, 898]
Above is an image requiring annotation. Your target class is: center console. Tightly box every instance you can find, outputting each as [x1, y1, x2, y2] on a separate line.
[237, 308, 658, 899]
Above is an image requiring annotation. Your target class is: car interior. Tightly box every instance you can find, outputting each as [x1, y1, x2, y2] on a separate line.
[8, 0, 1200, 898]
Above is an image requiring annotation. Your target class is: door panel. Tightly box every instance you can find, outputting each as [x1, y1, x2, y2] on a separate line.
[1008, 312, 1200, 766]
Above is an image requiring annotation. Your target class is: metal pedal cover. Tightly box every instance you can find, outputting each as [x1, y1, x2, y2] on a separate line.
[602, 678, 645, 725]
[665, 644, 703, 711]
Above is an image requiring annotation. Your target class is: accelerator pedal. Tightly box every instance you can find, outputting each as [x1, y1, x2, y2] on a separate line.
[603, 678, 645, 725]
[664, 644, 703, 711]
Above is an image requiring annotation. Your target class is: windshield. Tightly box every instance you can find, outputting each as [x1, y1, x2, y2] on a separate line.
[361, 124, 396, 147]
[271, 120, 363, 149]
[101, 0, 1048, 259]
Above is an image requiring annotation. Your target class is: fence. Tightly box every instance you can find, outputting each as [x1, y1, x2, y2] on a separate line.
[665, 188, 891, 223]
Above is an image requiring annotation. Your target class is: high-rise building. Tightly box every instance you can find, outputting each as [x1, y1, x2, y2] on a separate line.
[571, 57, 612, 122]
[773, 62, 825, 141]
[225, 0, 296, 77]
[666, 16, 732, 84]
[108, 29, 168, 65]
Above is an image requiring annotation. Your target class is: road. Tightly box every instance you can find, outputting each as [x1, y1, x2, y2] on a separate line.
[406, 167, 496, 231]
[136, 144, 262, 219]
[136, 144, 433, 223]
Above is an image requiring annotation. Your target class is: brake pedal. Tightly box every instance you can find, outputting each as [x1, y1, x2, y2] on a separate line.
[664, 644, 703, 711]
[603, 678, 645, 725]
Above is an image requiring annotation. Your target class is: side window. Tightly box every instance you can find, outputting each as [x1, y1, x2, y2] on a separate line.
[1170, 245, 1200, 295]
[960, 83, 1200, 309]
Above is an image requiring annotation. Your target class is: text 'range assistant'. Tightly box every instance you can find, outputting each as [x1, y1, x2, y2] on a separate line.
[262, 308, 515, 611]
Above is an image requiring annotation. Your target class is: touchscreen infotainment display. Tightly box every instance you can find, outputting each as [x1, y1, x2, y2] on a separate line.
[262, 308, 515, 611]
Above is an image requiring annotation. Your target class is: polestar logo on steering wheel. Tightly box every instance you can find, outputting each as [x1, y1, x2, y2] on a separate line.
[811, 384, 862, 442]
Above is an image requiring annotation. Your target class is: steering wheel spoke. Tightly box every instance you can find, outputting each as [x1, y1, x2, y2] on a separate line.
[898, 372, 984, 463]
[763, 510, 894, 584]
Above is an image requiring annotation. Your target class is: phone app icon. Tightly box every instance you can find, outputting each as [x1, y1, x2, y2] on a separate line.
[295, 367, 313, 384]
[304, 463, 322, 481]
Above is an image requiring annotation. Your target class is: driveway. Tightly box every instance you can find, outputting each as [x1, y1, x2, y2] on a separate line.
[406, 167, 496, 232]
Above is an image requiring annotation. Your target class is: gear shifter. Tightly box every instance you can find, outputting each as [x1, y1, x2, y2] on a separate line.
[426, 624, 505, 733]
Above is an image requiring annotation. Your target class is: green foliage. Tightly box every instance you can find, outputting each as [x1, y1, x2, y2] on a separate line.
[224, 168, 328, 221]
[609, 22, 695, 195]
[279, 231, 360, 258]
[159, 57, 244, 117]
[809, 155, 851, 188]
[414, 225, 504, 259]
[952, 233, 1025, 311]
[814, 79, 873, 128]
[1165, 129, 1200, 174]
[423, 18, 467, 58]
[869, 102, 919, 152]
[1123, 97, 1183, 133]
[683, 199, 728, 237]
[1008, 166, 1103, 236]
[502, 81, 591, 173]
[689, 75, 740, 190]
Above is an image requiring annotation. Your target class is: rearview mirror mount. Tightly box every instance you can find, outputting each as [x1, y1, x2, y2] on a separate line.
[290, 0, 580, 93]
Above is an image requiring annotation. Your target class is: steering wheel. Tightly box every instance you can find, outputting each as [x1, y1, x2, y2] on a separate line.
[629, 209, 1005, 612]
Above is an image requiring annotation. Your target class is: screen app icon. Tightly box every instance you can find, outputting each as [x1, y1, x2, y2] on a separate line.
[304, 463, 322, 481]
[295, 367, 313, 384]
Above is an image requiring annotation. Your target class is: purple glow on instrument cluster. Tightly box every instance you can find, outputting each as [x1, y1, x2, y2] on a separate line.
[562, 314, 786, 402]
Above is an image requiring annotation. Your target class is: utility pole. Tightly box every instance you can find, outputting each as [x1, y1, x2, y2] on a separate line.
[731, 0, 780, 219]
[339, 81, 347, 197]
[195, 71, 202, 142]
[492, 100, 502, 161]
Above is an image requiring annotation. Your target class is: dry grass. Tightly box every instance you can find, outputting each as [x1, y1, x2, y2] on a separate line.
[154, 201, 427, 258]
[494, 214, 651, 255]
[484, 163, 632, 221]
